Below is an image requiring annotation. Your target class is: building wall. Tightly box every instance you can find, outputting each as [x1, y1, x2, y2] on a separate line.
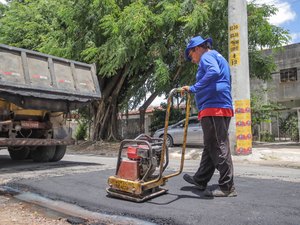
[250, 43, 300, 140]
[118, 113, 153, 139]
[262, 43, 300, 108]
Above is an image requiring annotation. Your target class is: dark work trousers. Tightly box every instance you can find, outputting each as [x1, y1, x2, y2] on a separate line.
[193, 116, 234, 191]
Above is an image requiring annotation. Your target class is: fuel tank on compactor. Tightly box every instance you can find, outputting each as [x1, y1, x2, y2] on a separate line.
[0, 44, 101, 112]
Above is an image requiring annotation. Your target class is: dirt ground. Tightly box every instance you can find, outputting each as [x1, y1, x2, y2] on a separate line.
[0, 194, 70, 225]
[67, 140, 120, 156]
[0, 193, 121, 225]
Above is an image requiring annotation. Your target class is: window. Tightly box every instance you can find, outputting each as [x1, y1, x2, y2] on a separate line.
[188, 118, 199, 125]
[280, 68, 298, 82]
[188, 117, 200, 128]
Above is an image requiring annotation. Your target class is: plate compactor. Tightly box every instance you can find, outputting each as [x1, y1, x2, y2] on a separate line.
[106, 89, 191, 202]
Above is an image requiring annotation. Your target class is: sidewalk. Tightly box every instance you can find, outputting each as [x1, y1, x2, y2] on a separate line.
[233, 142, 300, 168]
[170, 142, 300, 169]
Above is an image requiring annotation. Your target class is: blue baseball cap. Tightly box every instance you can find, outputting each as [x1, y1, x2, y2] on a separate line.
[185, 36, 213, 61]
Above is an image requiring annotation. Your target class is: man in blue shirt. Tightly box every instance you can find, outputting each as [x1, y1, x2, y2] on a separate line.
[181, 36, 237, 197]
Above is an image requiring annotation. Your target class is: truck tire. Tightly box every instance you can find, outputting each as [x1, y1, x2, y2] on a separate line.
[8, 147, 30, 160]
[50, 145, 67, 162]
[31, 146, 56, 162]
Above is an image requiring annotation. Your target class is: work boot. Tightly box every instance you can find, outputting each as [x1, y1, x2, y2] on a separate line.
[204, 186, 237, 197]
[183, 174, 206, 191]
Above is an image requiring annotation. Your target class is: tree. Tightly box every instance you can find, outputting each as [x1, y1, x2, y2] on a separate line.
[83, 0, 210, 139]
[279, 112, 299, 142]
[0, 0, 290, 141]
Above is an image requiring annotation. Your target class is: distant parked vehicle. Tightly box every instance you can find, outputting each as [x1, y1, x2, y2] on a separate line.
[153, 116, 203, 147]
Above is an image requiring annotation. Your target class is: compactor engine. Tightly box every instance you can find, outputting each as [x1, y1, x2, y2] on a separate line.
[116, 139, 164, 181]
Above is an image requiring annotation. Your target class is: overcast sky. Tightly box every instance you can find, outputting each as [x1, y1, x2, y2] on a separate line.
[251, 0, 300, 43]
[255, 0, 296, 26]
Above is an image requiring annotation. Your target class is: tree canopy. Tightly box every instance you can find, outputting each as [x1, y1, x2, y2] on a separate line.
[0, 0, 290, 140]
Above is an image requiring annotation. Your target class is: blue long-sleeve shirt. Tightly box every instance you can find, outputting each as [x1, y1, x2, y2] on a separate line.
[189, 50, 233, 111]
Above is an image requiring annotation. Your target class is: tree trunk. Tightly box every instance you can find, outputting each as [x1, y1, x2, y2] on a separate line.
[139, 108, 145, 134]
[92, 67, 128, 141]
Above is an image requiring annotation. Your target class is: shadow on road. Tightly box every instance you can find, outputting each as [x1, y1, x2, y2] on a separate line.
[0, 155, 103, 173]
[147, 186, 214, 205]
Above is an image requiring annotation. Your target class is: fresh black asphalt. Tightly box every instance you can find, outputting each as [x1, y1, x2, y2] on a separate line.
[7, 169, 300, 225]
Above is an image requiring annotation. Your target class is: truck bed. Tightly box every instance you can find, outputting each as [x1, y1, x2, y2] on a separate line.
[0, 44, 101, 111]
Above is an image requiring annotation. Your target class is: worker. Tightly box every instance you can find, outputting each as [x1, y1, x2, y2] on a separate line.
[181, 35, 237, 197]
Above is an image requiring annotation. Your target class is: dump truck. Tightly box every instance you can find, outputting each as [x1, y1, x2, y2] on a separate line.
[0, 44, 101, 162]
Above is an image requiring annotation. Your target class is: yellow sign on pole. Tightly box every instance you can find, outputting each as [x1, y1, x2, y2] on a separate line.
[229, 24, 240, 66]
[235, 99, 252, 154]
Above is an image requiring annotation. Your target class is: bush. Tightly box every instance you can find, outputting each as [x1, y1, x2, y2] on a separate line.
[279, 112, 299, 142]
[260, 131, 275, 142]
[75, 122, 88, 140]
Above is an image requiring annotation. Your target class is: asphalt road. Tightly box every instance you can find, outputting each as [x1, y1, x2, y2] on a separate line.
[1, 153, 299, 225]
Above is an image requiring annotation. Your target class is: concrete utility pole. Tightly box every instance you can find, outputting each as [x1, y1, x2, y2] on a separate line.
[228, 0, 252, 155]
